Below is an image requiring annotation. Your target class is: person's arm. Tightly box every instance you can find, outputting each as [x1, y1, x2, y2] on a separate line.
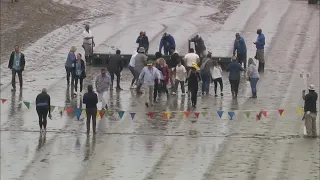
[233, 40, 237, 55]
[170, 36, 176, 48]
[94, 93, 98, 105]
[48, 95, 51, 115]
[136, 36, 140, 43]
[36, 95, 39, 105]
[119, 57, 124, 72]
[145, 36, 149, 50]
[159, 38, 164, 52]
[21, 53, 25, 71]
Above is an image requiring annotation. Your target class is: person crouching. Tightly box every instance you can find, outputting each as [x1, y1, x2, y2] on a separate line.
[186, 66, 201, 108]
[139, 61, 161, 107]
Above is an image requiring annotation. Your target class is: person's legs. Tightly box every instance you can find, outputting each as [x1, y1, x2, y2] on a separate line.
[149, 85, 154, 105]
[191, 88, 198, 106]
[86, 109, 92, 134]
[36, 107, 43, 130]
[229, 79, 234, 96]
[80, 78, 84, 92]
[311, 113, 317, 137]
[65, 66, 71, 84]
[153, 82, 158, 101]
[115, 71, 121, 88]
[161, 80, 169, 96]
[17, 70, 23, 88]
[200, 72, 206, 94]
[11, 69, 17, 90]
[180, 81, 185, 94]
[217, 77, 223, 94]
[110, 72, 115, 89]
[234, 80, 240, 97]
[74, 77, 79, 92]
[205, 72, 210, 93]
[305, 113, 313, 137]
[213, 79, 218, 95]
[128, 66, 136, 87]
[92, 108, 97, 134]
[173, 79, 179, 93]
[42, 108, 49, 130]
[250, 78, 258, 97]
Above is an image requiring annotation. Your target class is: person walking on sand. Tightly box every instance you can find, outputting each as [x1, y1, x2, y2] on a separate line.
[172, 58, 187, 96]
[73, 53, 86, 95]
[65, 46, 77, 85]
[233, 33, 247, 69]
[200, 52, 213, 95]
[135, 47, 148, 93]
[8, 45, 25, 91]
[36, 88, 52, 132]
[186, 65, 201, 108]
[227, 56, 244, 98]
[82, 24, 95, 64]
[247, 58, 260, 98]
[156, 58, 169, 98]
[302, 84, 318, 138]
[83, 85, 98, 135]
[139, 61, 161, 107]
[108, 49, 124, 91]
[95, 68, 112, 110]
[254, 29, 265, 72]
[183, 48, 200, 76]
[129, 50, 138, 89]
[136, 31, 149, 54]
[210, 60, 223, 97]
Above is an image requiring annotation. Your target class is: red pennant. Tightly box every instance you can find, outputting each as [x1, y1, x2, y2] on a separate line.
[1, 99, 7, 104]
[194, 112, 200, 118]
[278, 109, 284, 116]
[148, 112, 155, 119]
[262, 110, 267, 117]
[65, 107, 73, 114]
[163, 112, 167, 119]
[184, 111, 190, 118]
[99, 110, 105, 119]
[256, 114, 261, 120]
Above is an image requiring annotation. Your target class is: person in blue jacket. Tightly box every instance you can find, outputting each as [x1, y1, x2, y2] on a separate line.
[159, 33, 176, 55]
[136, 31, 149, 54]
[233, 33, 247, 69]
[253, 29, 265, 72]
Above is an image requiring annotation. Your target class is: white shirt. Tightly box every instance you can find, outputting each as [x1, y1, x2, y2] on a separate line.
[139, 67, 160, 85]
[184, 53, 199, 67]
[129, 51, 138, 67]
[83, 30, 93, 44]
[175, 64, 187, 81]
[210, 65, 222, 79]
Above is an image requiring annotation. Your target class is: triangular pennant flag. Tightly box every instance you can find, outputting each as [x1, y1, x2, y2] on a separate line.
[65, 107, 73, 115]
[184, 111, 190, 118]
[118, 111, 125, 119]
[256, 114, 261, 120]
[278, 109, 284, 116]
[245, 111, 251, 118]
[228, 111, 235, 120]
[23, 101, 30, 109]
[107, 110, 113, 116]
[201, 112, 207, 117]
[178, 112, 184, 117]
[96, 110, 100, 120]
[163, 112, 167, 119]
[262, 110, 267, 117]
[99, 110, 105, 119]
[50, 106, 55, 112]
[217, 110, 224, 118]
[76, 108, 82, 120]
[194, 112, 200, 118]
[82, 109, 86, 117]
[130, 113, 136, 120]
[296, 108, 304, 117]
[148, 112, 155, 119]
[165, 112, 171, 120]
[1, 99, 7, 104]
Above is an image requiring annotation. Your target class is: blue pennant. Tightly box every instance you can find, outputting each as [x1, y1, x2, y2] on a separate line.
[228, 111, 235, 120]
[76, 108, 82, 120]
[118, 111, 125, 119]
[217, 110, 224, 118]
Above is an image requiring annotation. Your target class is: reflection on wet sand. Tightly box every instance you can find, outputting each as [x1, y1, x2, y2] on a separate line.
[84, 135, 96, 161]
[37, 132, 46, 150]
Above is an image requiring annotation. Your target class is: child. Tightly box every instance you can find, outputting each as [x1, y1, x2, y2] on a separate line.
[210, 60, 223, 97]
[187, 66, 201, 108]
[172, 59, 186, 95]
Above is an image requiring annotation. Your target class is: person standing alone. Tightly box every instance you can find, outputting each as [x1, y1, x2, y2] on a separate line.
[254, 29, 265, 72]
[73, 53, 86, 95]
[247, 58, 260, 98]
[83, 85, 98, 135]
[302, 84, 318, 138]
[233, 33, 247, 69]
[95, 68, 112, 110]
[227, 57, 244, 98]
[108, 49, 124, 91]
[36, 88, 52, 132]
[82, 24, 95, 64]
[8, 45, 25, 91]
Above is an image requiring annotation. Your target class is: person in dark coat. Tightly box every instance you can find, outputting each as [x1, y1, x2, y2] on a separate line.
[186, 66, 201, 108]
[136, 31, 149, 54]
[233, 33, 247, 69]
[73, 53, 86, 95]
[83, 85, 98, 134]
[159, 33, 176, 55]
[108, 49, 124, 90]
[36, 88, 52, 132]
[302, 84, 318, 138]
[8, 45, 25, 91]
[227, 57, 244, 98]
[190, 34, 206, 58]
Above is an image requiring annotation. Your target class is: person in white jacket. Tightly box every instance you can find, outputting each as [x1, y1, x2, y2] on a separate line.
[139, 61, 161, 107]
[172, 59, 187, 95]
[210, 60, 223, 97]
[129, 50, 138, 88]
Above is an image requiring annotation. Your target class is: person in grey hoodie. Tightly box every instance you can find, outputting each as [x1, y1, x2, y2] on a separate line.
[65, 46, 77, 85]
[227, 57, 244, 98]
[134, 47, 148, 93]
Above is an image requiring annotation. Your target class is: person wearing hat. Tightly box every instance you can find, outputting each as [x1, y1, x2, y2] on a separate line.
[36, 88, 52, 132]
[186, 66, 201, 108]
[138, 60, 161, 107]
[136, 31, 149, 54]
[134, 47, 148, 93]
[82, 24, 95, 64]
[226, 56, 244, 98]
[302, 84, 318, 138]
[159, 32, 176, 55]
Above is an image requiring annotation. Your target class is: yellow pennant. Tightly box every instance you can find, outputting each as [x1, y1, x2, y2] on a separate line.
[165, 112, 171, 120]
[178, 112, 184, 117]
[296, 108, 304, 117]
[82, 109, 86, 117]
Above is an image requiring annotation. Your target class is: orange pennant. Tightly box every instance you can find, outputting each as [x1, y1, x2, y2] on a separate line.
[184, 111, 190, 118]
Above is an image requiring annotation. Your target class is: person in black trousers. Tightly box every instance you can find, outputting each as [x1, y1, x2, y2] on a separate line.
[73, 53, 86, 95]
[108, 49, 124, 91]
[226, 57, 244, 98]
[36, 88, 52, 132]
[8, 45, 25, 91]
[186, 67, 201, 108]
[83, 85, 98, 134]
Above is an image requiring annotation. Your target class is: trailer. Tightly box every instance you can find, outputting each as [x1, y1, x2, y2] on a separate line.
[308, 0, 319, 4]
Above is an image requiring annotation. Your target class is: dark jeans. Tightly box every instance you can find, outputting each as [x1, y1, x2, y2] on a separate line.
[200, 71, 210, 93]
[36, 106, 49, 129]
[86, 108, 97, 133]
[65, 66, 74, 85]
[213, 77, 223, 94]
[173, 79, 185, 93]
[110, 71, 121, 88]
[190, 88, 198, 105]
[128, 66, 136, 86]
[229, 79, 240, 95]
[237, 53, 247, 69]
[258, 62, 265, 72]
[163, 49, 173, 55]
[154, 80, 168, 100]
[11, 69, 23, 89]
[74, 76, 83, 92]
[250, 78, 259, 95]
